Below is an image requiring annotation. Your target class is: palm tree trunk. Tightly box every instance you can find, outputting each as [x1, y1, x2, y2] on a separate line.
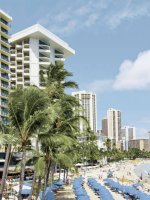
[58, 164, 61, 180]
[42, 160, 49, 200]
[35, 175, 41, 200]
[63, 169, 66, 183]
[28, 171, 36, 200]
[18, 147, 26, 200]
[66, 168, 68, 181]
[46, 159, 51, 186]
[51, 163, 55, 184]
[0, 144, 11, 200]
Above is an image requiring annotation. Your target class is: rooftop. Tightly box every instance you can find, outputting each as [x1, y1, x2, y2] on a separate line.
[0, 9, 12, 21]
[10, 24, 75, 57]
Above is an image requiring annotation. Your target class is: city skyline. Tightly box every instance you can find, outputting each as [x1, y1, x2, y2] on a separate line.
[1, 1, 150, 138]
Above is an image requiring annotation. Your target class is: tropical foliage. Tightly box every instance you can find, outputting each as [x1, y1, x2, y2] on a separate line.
[0, 62, 150, 199]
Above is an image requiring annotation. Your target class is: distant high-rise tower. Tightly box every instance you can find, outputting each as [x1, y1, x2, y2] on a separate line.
[107, 108, 121, 145]
[102, 117, 108, 137]
[121, 126, 136, 150]
[72, 91, 97, 132]
[0, 9, 12, 124]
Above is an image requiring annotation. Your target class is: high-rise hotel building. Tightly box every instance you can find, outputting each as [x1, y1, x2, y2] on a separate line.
[9, 24, 75, 88]
[0, 10, 12, 124]
[72, 91, 97, 132]
[121, 126, 136, 150]
[107, 108, 121, 146]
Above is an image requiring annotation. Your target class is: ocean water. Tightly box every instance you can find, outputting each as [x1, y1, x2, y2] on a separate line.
[134, 162, 150, 183]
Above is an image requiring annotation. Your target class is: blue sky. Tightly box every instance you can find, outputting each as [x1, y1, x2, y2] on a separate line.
[1, 0, 150, 138]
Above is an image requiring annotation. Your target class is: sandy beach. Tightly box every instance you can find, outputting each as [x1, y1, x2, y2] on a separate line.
[55, 159, 150, 199]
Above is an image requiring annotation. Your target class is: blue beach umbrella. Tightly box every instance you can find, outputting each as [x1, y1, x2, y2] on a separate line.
[45, 191, 55, 200]
[54, 181, 64, 186]
[21, 189, 31, 195]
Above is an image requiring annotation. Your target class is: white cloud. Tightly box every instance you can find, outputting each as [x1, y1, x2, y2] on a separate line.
[87, 49, 150, 93]
[113, 50, 150, 90]
[87, 79, 113, 94]
[85, 13, 100, 27]
[38, 1, 150, 35]
[38, 0, 106, 35]
[106, 2, 150, 29]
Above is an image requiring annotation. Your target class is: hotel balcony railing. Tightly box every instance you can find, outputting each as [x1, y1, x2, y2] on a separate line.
[39, 41, 49, 46]
[39, 54, 49, 58]
[39, 58, 50, 62]
[1, 64, 9, 71]
[1, 36, 9, 44]
[39, 46, 50, 50]
[1, 55, 9, 62]
[55, 50, 64, 55]
[1, 111, 8, 116]
[10, 50, 15, 54]
[2, 120, 8, 125]
[1, 27, 8, 35]
[55, 55, 64, 58]
[1, 83, 9, 88]
[1, 46, 9, 53]
[0, 18, 9, 26]
[1, 102, 8, 106]
[1, 75, 9, 80]
[1, 92, 8, 97]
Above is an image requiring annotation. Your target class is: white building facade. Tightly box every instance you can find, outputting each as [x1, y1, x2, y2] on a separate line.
[0, 10, 12, 124]
[121, 126, 136, 150]
[107, 108, 121, 146]
[9, 24, 75, 88]
[72, 91, 97, 132]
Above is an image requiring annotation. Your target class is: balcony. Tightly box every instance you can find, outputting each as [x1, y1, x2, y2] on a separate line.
[39, 40, 50, 46]
[1, 101, 8, 107]
[1, 83, 9, 91]
[24, 56, 29, 61]
[10, 70, 16, 74]
[1, 36, 8, 43]
[1, 72, 9, 77]
[55, 57, 65, 62]
[1, 111, 8, 117]
[17, 77, 23, 82]
[24, 60, 29, 64]
[1, 46, 9, 56]
[16, 56, 23, 61]
[24, 69, 29, 73]
[39, 45, 50, 52]
[1, 92, 8, 98]
[1, 55, 9, 65]
[17, 52, 23, 57]
[24, 44, 29, 49]
[1, 54, 9, 61]
[0, 30, 10, 39]
[24, 82, 30, 86]
[1, 64, 9, 71]
[39, 54, 50, 63]
[0, 18, 10, 30]
[1, 27, 8, 34]
[10, 49, 15, 54]
[1, 45, 9, 52]
[16, 45, 22, 49]
[39, 60, 50, 66]
[24, 65, 29, 70]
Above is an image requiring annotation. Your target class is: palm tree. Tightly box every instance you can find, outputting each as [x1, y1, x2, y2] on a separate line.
[0, 125, 17, 200]
[40, 62, 78, 96]
[8, 86, 52, 200]
[38, 62, 82, 199]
